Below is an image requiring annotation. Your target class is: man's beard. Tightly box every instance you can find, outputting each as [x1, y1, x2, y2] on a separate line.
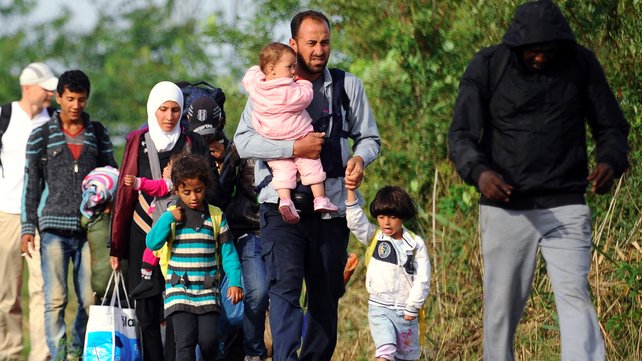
[297, 52, 326, 75]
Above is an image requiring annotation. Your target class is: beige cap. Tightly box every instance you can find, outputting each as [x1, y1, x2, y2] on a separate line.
[19, 62, 58, 91]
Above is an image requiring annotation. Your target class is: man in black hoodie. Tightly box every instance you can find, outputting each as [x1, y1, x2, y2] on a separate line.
[448, 1, 629, 360]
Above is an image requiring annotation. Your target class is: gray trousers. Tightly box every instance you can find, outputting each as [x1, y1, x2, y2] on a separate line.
[480, 204, 605, 361]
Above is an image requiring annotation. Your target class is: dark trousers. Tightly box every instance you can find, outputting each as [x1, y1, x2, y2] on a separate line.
[171, 311, 220, 361]
[259, 204, 349, 361]
[135, 294, 165, 361]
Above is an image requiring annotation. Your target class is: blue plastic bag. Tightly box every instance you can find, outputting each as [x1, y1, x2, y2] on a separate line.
[218, 274, 244, 331]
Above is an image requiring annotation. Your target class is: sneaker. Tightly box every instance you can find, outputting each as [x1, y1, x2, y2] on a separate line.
[313, 196, 339, 213]
[278, 198, 300, 224]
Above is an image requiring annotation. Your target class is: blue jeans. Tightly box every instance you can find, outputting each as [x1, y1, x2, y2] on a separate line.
[40, 231, 94, 360]
[367, 304, 420, 360]
[236, 232, 269, 358]
[259, 205, 348, 361]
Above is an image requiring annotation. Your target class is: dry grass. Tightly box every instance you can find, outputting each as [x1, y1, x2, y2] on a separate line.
[19, 175, 641, 360]
[334, 171, 642, 360]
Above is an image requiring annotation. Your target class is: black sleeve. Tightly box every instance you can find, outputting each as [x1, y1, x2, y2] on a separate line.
[448, 50, 494, 186]
[579, 47, 630, 177]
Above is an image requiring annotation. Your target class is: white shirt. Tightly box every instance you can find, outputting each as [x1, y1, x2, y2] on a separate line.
[0, 102, 51, 213]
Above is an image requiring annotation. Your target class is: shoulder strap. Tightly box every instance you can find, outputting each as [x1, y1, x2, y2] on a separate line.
[0, 105, 54, 141]
[0, 104, 12, 171]
[91, 121, 105, 152]
[365, 230, 381, 267]
[207, 204, 222, 247]
[207, 204, 223, 273]
[329, 68, 350, 114]
[0, 103, 12, 139]
[143, 132, 162, 180]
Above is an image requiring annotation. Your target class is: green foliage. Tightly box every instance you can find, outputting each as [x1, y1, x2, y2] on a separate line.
[3, 0, 642, 359]
[0, 0, 249, 146]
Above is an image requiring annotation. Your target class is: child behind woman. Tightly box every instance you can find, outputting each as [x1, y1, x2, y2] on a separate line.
[242, 42, 338, 224]
[146, 154, 243, 361]
[346, 185, 430, 361]
[123, 154, 175, 199]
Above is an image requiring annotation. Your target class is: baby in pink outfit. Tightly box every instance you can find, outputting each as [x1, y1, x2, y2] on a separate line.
[242, 42, 337, 224]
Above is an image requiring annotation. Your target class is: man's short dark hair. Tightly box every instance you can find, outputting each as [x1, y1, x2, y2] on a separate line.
[369, 186, 418, 221]
[57, 70, 90, 96]
[290, 10, 331, 39]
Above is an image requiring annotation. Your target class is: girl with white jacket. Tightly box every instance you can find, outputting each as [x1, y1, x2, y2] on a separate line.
[346, 185, 431, 361]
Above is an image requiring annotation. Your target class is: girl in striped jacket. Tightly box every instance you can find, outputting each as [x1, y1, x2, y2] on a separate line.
[146, 153, 243, 361]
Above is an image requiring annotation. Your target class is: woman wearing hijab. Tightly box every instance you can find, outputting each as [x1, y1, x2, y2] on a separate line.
[110, 81, 221, 360]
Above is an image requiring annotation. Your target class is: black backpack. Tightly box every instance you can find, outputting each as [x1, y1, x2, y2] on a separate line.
[0, 103, 55, 169]
[179, 81, 226, 127]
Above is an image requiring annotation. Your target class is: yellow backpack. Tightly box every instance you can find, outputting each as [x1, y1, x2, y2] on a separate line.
[153, 204, 223, 277]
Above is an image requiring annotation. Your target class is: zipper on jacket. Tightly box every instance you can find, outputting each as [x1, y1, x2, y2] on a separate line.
[74, 160, 78, 173]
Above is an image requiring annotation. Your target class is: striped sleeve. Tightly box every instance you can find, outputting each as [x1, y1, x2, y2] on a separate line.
[21, 126, 47, 236]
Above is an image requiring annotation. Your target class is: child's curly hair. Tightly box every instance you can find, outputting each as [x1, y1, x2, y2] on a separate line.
[369, 186, 418, 221]
[170, 153, 212, 189]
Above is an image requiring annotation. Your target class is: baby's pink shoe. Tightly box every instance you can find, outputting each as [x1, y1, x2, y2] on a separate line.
[313, 197, 339, 213]
[278, 198, 300, 224]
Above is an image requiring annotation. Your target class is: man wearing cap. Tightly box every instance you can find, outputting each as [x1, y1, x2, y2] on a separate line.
[0, 62, 56, 361]
[448, 1, 629, 360]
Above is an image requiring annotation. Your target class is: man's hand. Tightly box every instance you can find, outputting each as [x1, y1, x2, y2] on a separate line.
[588, 163, 614, 194]
[110, 256, 121, 270]
[478, 170, 513, 202]
[293, 132, 325, 159]
[21, 234, 35, 258]
[345, 156, 365, 190]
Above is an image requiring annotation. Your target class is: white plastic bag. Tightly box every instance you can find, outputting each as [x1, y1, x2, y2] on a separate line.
[83, 270, 142, 361]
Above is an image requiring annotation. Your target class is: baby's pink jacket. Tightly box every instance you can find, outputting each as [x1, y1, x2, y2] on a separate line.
[134, 177, 172, 198]
[242, 65, 314, 140]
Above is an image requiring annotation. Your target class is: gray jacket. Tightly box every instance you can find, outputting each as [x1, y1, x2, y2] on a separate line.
[21, 111, 117, 236]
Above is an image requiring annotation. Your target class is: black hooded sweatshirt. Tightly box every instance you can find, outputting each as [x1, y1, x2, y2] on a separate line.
[448, 0, 629, 209]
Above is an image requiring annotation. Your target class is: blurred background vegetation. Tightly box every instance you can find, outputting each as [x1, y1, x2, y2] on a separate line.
[4, 0, 640, 359]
